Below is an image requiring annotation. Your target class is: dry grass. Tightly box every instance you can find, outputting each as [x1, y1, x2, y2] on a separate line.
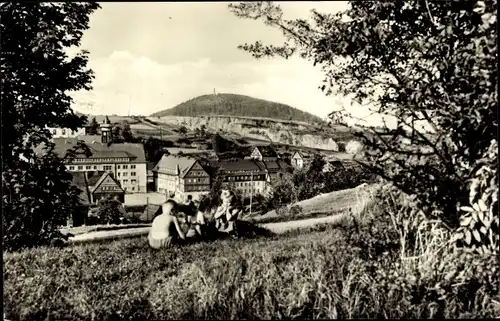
[4, 184, 499, 320]
[252, 184, 375, 224]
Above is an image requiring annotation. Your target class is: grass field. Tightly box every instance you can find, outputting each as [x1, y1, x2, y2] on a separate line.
[5, 214, 498, 320]
[250, 184, 372, 224]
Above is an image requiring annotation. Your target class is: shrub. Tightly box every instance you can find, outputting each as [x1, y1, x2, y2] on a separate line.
[288, 204, 303, 216]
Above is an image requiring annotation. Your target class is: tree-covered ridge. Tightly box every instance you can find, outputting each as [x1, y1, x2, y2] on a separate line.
[150, 93, 324, 124]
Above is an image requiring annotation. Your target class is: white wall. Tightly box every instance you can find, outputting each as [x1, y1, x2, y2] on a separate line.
[47, 127, 86, 138]
[67, 162, 148, 193]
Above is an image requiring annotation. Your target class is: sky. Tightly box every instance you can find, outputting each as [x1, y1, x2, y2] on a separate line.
[70, 1, 391, 127]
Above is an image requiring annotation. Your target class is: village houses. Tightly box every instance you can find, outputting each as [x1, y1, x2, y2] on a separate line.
[153, 154, 211, 201]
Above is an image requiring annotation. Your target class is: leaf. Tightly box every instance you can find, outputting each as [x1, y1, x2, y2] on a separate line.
[465, 230, 472, 245]
[472, 230, 482, 243]
[460, 216, 473, 226]
[478, 199, 487, 212]
[480, 226, 488, 235]
[460, 206, 475, 212]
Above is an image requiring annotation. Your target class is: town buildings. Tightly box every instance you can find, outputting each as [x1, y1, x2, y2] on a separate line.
[46, 126, 87, 138]
[72, 171, 125, 205]
[153, 154, 211, 200]
[39, 118, 148, 193]
[217, 159, 268, 196]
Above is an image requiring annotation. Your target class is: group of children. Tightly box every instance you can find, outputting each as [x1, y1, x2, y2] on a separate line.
[148, 190, 243, 249]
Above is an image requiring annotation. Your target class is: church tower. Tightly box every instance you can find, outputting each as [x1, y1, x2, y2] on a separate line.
[100, 116, 112, 144]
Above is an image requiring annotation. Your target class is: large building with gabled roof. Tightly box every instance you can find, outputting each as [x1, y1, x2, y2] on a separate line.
[153, 154, 211, 200]
[35, 118, 148, 192]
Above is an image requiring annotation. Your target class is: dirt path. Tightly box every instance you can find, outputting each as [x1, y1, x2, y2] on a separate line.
[68, 212, 347, 245]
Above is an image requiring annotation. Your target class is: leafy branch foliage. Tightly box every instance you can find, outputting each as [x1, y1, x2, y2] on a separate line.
[229, 1, 497, 231]
[1, 2, 100, 251]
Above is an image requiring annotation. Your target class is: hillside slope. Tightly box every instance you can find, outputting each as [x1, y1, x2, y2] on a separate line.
[150, 93, 324, 124]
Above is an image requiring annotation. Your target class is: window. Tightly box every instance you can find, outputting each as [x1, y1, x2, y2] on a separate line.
[132, 187, 135, 191]
[103, 165, 112, 171]
[117, 165, 121, 169]
[86, 165, 91, 170]
[131, 172, 136, 176]
[94, 166, 97, 170]
[117, 172, 121, 177]
[52, 129, 56, 134]
[78, 166, 83, 170]
[62, 129, 66, 135]
[123, 165, 128, 169]
[123, 180, 128, 184]
[131, 179, 137, 184]
[123, 172, 128, 177]
[131, 165, 136, 169]
[69, 166, 74, 170]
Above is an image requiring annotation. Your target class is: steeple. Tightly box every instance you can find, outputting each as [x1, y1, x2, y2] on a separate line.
[100, 115, 112, 144]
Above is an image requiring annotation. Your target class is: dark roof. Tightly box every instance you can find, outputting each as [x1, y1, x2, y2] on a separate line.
[293, 151, 311, 159]
[90, 172, 124, 194]
[255, 145, 278, 158]
[218, 159, 266, 174]
[147, 161, 157, 171]
[35, 137, 146, 163]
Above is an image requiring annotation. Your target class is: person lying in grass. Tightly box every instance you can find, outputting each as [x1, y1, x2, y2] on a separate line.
[148, 199, 188, 249]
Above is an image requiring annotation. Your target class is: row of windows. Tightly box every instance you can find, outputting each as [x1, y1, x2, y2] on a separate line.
[100, 186, 120, 191]
[235, 181, 261, 188]
[185, 178, 207, 183]
[225, 175, 265, 182]
[119, 179, 137, 185]
[52, 129, 82, 135]
[117, 164, 136, 169]
[117, 172, 136, 177]
[72, 158, 131, 163]
[185, 185, 209, 192]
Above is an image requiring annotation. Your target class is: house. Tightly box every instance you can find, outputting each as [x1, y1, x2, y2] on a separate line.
[70, 171, 125, 226]
[291, 151, 311, 169]
[72, 171, 125, 205]
[322, 160, 345, 172]
[248, 145, 279, 161]
[37, 117, 148, 193]
[46, 126, 87, 138]
[257, 159, 291, 185]
[153, 154, 211, 201]
[217, 159, 267, 197]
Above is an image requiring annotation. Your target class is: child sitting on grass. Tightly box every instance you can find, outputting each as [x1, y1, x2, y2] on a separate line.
[213, 189, 242, 236]
[148, 199, 189, 249]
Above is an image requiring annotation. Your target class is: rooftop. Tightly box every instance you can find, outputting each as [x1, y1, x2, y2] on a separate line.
[254, 145, 278, 158]
[34, 137, 146, 163]
[153, 154, 198, 178]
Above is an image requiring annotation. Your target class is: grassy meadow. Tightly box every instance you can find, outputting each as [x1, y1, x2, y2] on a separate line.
[4, 186, 499, 320]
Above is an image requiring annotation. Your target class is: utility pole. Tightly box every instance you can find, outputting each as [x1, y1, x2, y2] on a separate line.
[146, 196, 149, 221]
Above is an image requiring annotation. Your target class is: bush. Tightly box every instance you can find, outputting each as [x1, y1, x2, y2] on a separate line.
[289, 204, 303, 216]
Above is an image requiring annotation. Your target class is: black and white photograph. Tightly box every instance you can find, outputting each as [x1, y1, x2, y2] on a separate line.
[1, 1, 498, 319]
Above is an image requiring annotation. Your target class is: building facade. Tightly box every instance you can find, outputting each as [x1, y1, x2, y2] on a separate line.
[39, 119, 148, 193]
[153, 154, 211, 201]
[46, 126, 87, 138]
[248, 145, 279, 162]
[291, 151, 311, 170]
[218, 159, 267, 197]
